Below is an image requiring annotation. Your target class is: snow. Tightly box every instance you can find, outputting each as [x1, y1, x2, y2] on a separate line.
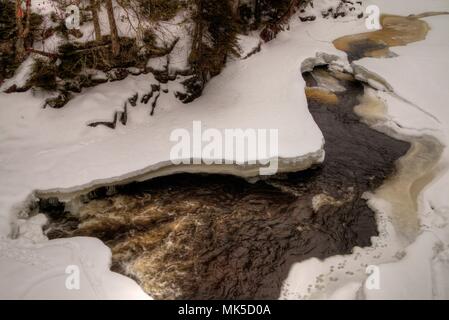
[1, 0, 449, 300]
[146, 56, 168, 72]
[0, 234, 150, 299]
[366, 0, 449, 16]
[1, 56, 34, 90]
[356, 9, 449, 299]
[299, 0, 364, 21]
[236, 33, 262, 59]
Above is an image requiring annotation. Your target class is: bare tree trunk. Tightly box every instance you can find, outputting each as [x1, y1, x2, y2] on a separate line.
[190, 0, 204, 66]
[15, 0, 31, 62]
[90, 0, 102, 41]
[254, 0, 261, 28]
[24, 0, 31, 36]
[105, 0, 120, 56]
[15, 0, 25, 61]
[230, 0, 240, 17]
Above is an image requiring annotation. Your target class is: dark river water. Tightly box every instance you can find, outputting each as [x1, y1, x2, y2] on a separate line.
[39, 65, 410, 299]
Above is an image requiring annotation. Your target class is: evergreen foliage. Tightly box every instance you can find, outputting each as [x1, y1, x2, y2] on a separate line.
[185, 0, 241, 101]
[0, 0, 18, 82]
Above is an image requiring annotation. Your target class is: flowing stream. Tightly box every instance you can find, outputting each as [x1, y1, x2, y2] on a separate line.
[34, 13, 444, 299]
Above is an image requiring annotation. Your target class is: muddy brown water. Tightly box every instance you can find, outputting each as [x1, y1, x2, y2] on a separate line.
[333, 12, 449, 62]
[39, 67, 410, 299]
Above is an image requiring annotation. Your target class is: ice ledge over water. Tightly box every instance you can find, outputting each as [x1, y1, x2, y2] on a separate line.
[36, 149, 325, 201]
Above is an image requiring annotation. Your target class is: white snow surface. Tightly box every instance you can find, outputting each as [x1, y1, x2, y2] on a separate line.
[1, 0, 449, 299]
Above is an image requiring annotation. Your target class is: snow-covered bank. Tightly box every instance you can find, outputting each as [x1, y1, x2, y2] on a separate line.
[357, 8, 449, 299]
[0, 233, 150, 299]
[281, 0, 449, 300]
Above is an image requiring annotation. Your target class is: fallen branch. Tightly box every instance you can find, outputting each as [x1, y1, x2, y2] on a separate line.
[147, 37, 180, 57]
[150, 92, 160, 116]
[26, 48, 59, 59]
[260, 0, 303, 42]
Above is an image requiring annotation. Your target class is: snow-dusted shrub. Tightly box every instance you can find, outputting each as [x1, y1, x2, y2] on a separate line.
[0, 0, 43, 83]
[57, 37, 143, 78]
[183, 0, 240, 102]
[0, 0, 18, 82]
[27, 57, 58, 91]
[138, 0, 181, 21]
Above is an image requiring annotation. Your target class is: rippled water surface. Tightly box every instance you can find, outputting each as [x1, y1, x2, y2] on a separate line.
[36, 12, 449, 299]
[40, 67, 410, 299]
